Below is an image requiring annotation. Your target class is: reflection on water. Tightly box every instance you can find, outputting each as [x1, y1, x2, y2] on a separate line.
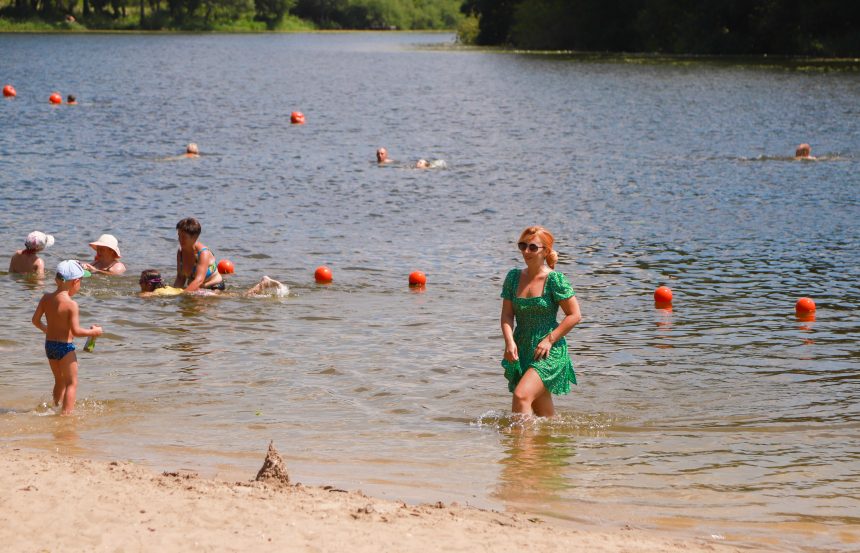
[1, 33, 859, 552]
[495, 423, 577, 507]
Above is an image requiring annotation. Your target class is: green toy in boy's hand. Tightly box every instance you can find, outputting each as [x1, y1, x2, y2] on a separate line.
[84, 336, 97, 352]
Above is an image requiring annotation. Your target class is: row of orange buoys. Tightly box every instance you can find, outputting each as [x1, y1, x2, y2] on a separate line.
[206, 259, 427, 288]
[314, 266, 426, 288]
[2, 84, 78, 104]
[5, 83, 303, 121]
[654, 285, 817, 320]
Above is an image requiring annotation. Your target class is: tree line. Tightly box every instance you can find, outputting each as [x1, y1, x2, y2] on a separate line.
[460, 0, 860, 56]
[0, 0, 462, 30]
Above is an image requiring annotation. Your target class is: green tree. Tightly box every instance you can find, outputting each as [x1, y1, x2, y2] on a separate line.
[255, 0, 293, 27]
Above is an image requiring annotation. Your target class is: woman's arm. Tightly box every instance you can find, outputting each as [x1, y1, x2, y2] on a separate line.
[501, 299, 518, 361]
[533, 296, 581, 360]
[183, 248, 212, 292]
[173, 248, 185, 288]
[83, 262, 119, 276]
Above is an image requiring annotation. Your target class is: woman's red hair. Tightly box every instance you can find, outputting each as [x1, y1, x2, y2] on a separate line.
[519, 226, 559, 269]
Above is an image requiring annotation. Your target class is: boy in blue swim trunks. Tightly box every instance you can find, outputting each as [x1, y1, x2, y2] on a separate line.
[31, 260, 103, 415]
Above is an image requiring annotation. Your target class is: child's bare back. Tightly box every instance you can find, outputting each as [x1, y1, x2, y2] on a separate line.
[9, 231, 54, 274]
[36, 290, 80, 342]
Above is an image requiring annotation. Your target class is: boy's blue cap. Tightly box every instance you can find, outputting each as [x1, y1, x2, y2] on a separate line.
[57, 260, 92, 281]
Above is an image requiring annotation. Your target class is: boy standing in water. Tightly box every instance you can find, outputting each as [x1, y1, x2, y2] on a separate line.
[31, 260, 103, 415]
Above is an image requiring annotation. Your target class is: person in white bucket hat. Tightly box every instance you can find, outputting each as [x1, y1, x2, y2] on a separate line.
[84, 234, 126, 275]
[9, 230, 55, 275]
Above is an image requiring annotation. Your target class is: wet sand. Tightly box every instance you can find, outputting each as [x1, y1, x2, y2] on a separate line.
[0, 445, 757, 552]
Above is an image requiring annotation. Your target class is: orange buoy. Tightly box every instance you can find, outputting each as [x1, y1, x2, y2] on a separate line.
[796, 312, 815, 323]
[408, 271, 426, 287]
[49, 92, 62, 104]
[795, 297, 816, 314]
[314, 266, 332, 283]
[2, 85, 15, 98]
[217, 259, 235, 274]
[290, 111, 305, 125]
[654, 286, 673, 304]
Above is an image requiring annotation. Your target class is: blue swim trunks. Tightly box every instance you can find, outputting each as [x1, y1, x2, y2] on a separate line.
[45, 340, 75, 360]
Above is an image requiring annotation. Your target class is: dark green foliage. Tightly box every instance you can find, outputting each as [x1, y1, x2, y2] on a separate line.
[0, 0, 462, 29]
[461, 0, 517, 44]
[293, 0, 462, 29]
[254, 0, 292, 27]
[463, 0, 860, 56]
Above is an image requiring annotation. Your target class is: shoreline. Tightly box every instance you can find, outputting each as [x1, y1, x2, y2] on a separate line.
[0, 444, 755, 552]
[0, 25, 454, 35]
[2, 29, 857, 69]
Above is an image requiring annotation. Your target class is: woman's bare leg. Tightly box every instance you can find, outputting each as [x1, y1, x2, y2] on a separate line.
[531, 388, 555, 417]
[512, 368, 548, 415]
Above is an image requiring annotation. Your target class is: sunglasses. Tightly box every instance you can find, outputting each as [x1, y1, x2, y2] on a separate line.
[517, 242, 545, 253]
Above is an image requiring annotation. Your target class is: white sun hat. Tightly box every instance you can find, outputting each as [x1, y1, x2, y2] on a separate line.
[89, 234, 121, 258]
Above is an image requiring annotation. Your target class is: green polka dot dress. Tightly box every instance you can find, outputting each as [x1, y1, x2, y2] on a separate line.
[500, 268, 577, 395]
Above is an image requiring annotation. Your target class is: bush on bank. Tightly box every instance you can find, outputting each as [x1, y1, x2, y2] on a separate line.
[459, 0, 860, 56]
[0, 0, 464, 31]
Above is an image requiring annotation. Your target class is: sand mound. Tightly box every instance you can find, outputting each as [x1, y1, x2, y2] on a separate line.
[255, 441, 290, 487]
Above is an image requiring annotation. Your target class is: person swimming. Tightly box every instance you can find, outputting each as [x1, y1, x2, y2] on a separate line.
[139, 269, 184, 296]
[141, 269, 287, 297]
[415, 159, 446, 169]
[795, 143, 815, 160]
[186, 143, 200, 157]
[376, 147, 392, 164]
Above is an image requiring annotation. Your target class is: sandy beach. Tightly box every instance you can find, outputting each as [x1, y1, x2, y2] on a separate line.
[0, 444, 757, 553]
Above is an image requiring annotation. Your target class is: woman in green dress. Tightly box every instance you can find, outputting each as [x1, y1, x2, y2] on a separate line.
[500, 226, 582, 417]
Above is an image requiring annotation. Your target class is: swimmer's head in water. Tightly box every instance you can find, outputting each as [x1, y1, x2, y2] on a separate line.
[416, 159, 430, 168]
[376, 148, 388, 163]
[139, 269, 164, 292]
[795, 143, 811, 158]
[186, 143, 199, 155]
[66, 94, 76, 104]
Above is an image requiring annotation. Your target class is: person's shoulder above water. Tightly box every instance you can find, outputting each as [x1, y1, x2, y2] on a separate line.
[795, 143, 816, 160]
[9, 231, 55, 274]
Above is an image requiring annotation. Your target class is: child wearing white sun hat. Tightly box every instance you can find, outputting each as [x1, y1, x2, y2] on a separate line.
[8, 231, 55, 274]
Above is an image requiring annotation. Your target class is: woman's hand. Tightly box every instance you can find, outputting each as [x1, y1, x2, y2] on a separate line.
[533, 335, 553, 360]
[504, 342, 519, 362]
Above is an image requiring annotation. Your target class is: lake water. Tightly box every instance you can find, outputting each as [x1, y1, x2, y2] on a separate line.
[1, 33, 858, 552]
